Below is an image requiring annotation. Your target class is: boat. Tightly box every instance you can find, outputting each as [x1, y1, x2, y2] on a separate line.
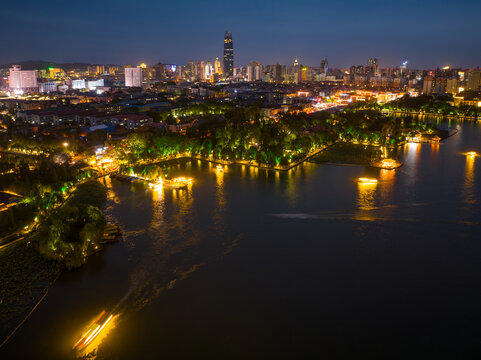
[216, 165, 224, 172]
[467, 151, 477, 157]
[73, 311, 113, 351]
[163, 177, 192, 189]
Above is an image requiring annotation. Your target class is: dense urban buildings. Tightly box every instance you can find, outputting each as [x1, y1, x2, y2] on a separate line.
[1, 9, 481, 358]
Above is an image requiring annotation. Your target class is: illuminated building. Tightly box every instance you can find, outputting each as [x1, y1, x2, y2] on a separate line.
[293, 58, 301, 84]
[467, 69, 481, 91]
[88, 65, 105, 76]
[205, 62, 214, 81]
[185, 61, 196, 80]
[214, 57, 222, 75]
[197, 61, 205, 80]
[223, 30, 234, 78]
[87, 79, 104, 90]
[8, 65, 38, 93]
[125, 67, 143, 87]
[39, 82, 58, 93]
[434, 77, 447, 94]
[367, 57, 379, 77]
[423, 77, 434, 95]
[400, 61, 408, 76]
[108, 66, 120, 75]
[246, 62, 262, 82]
[71, 79, 86, 89]
[48, 68, 64, 78]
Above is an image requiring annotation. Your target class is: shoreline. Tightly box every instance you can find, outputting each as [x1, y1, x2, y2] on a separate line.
[0, 240, 63, 349]
[384, 110, 480, 121]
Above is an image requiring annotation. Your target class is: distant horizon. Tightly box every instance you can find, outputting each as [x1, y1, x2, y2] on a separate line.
[1, 0, 480, 70]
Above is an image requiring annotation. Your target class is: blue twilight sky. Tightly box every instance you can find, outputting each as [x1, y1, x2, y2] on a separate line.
[1, 0, 480, 69]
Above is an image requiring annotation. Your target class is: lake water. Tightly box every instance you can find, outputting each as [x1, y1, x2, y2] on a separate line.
[2, 120, 481, 359]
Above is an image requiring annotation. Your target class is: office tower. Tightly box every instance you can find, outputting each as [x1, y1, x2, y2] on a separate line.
[223, 31, 234, 78]
[423, 77, 434, 94]
[400, 61, 408, 76]
[214, 57, 222, 75]
[205, 62, 214, 80]
[367, 58, 379, 76]
[254, 65, 262, 81]
[320, 58, 328, 74]
[8, 65, 38, 92]
[197, 61, 206, 80]
[273, 63, 283, 82]
[185, 61, 196, 80]
[125, 67, 143, 87]
[467, 70, 481, 91]
[246, 66, 254, 81]
[434, 77, 447, 94]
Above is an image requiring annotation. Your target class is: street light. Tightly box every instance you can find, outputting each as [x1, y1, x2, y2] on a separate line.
[63, 142, 69, 147]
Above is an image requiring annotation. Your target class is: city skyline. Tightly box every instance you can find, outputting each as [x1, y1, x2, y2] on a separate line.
[1, 0, 480, 69]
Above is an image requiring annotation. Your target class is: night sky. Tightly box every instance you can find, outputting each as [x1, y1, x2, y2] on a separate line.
[1, 0, 480, 69]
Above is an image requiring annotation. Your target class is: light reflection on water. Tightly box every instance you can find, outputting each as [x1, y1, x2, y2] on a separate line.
[5, 120, 481, 359]
[355, 182, 378, 221]
[403, 142, 421, 185]
[464, 154, 476, 204]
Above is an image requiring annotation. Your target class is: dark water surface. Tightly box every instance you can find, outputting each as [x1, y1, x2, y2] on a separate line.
[2, 120, 481, 359]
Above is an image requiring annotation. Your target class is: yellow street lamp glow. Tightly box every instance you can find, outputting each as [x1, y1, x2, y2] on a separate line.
[63, 142, 69, 147]
[467, 151, 477, 157]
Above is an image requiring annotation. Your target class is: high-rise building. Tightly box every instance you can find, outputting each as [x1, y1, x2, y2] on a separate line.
[467, 69, 481, 91]
[446, 78, 460, 94]
[214, 57, 222, 75]
[223, 31, 234, 78]
[125, 67, 143, 87]
[273, 64, 283, 82]
[205, 62, 214, 81]
[400, 61, 408, 76]
[8, 65, 38, 93]
[320, 58, 328, 75]
[197, 61, 206, 80]
[423, 77, 434, 94]
[367, 58, 379, 77]
[185, 61, 196, 80]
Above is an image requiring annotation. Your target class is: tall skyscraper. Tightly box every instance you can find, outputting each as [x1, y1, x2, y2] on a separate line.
[467, 69, 481, 91]
[320, 58, 328, 75]
[125, 67, 143, 87]
[367, 57, 379, 76]
[197, 61, 206, 80]
[223, 31, 234, 78]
